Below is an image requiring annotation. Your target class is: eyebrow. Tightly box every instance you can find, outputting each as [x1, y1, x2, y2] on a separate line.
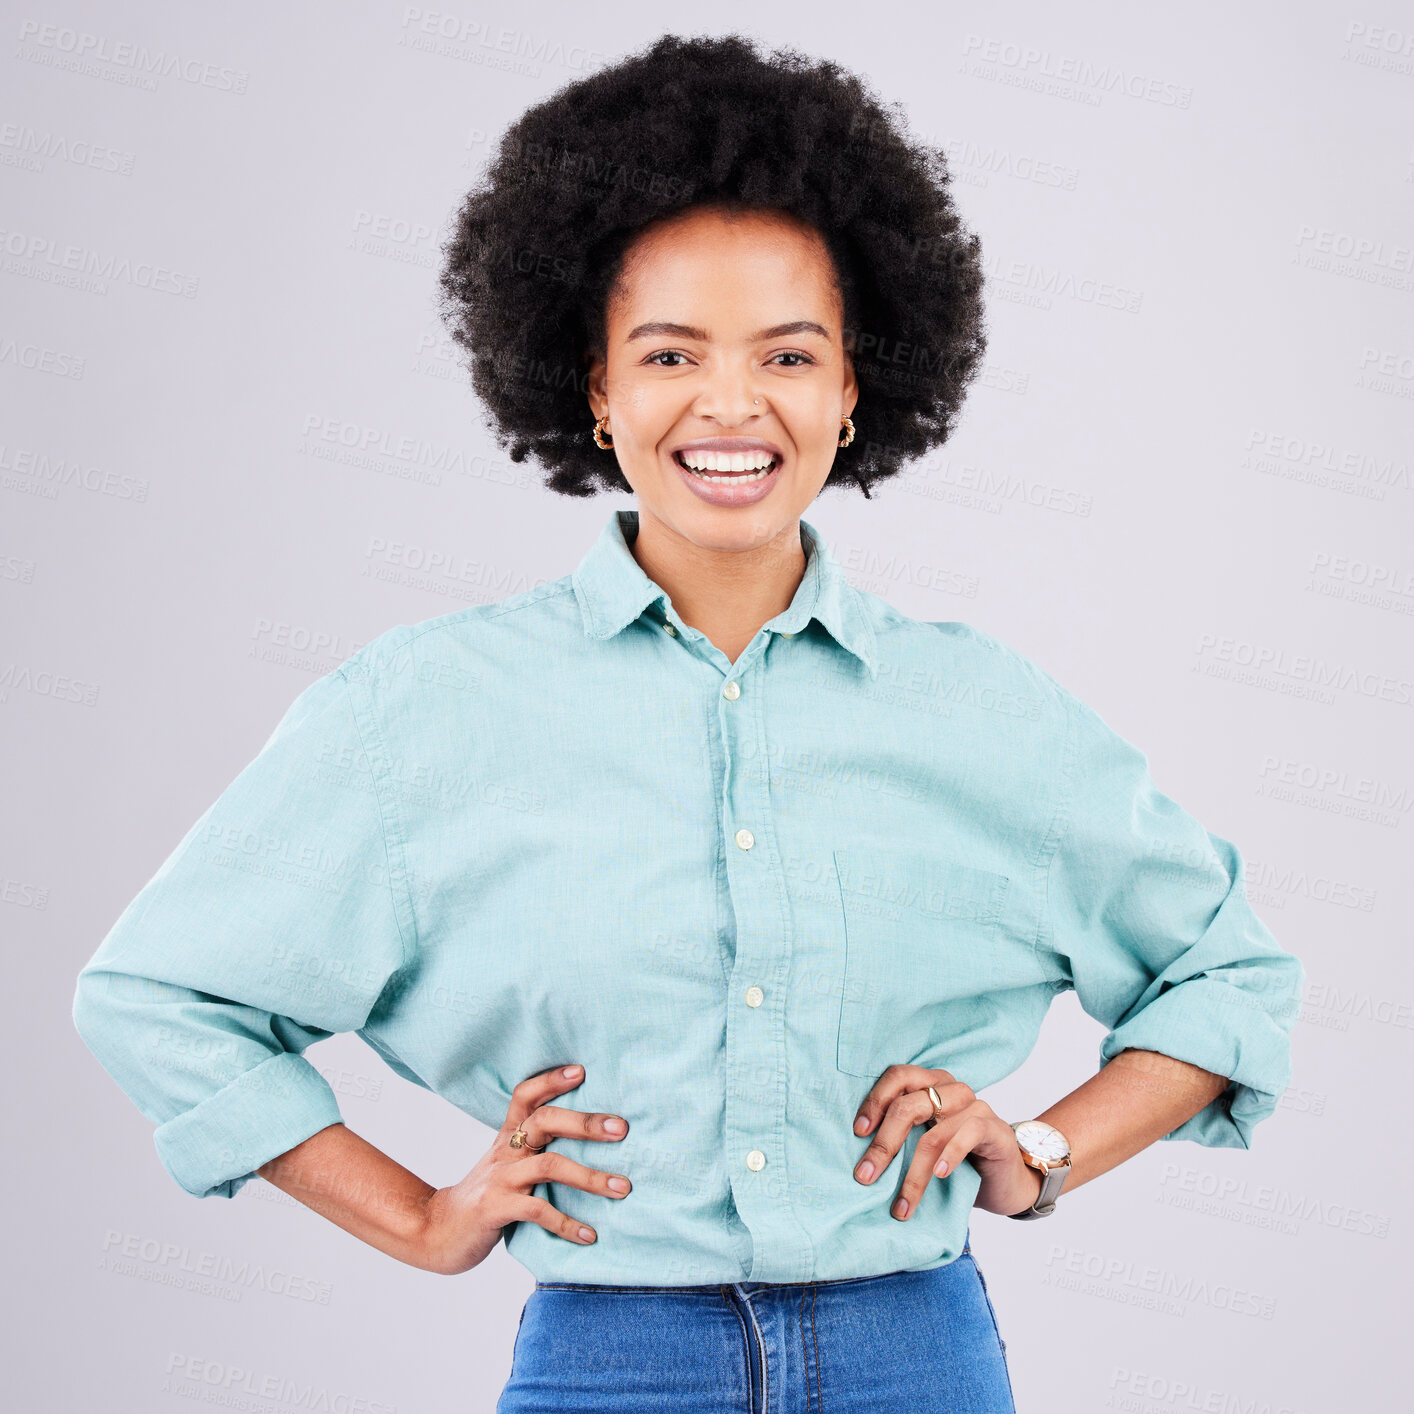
[624, 319, 832, 343]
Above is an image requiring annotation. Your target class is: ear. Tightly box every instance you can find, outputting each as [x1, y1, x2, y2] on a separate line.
[841, 346, 859, 419]
[585, 348, 608, 421]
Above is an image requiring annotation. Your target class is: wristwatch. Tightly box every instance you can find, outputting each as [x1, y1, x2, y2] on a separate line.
[1007, 1119, 1072, 1219]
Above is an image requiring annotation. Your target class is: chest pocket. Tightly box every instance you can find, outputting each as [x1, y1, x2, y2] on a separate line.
[832, 847, 1016, 1079]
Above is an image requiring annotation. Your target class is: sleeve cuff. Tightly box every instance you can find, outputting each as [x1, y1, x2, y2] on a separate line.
[1097, 972, 1300, 1151]
[152, 1051, 344, 1198]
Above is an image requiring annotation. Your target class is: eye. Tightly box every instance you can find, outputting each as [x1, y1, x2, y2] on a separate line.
[769, 350, 816, 367]
[644, 349, 691, 367]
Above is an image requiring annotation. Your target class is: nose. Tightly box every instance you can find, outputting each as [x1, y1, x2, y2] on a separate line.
[691, 359, 764, 428]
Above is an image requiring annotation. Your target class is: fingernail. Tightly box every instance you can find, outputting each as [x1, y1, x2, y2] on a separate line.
[578, 1226, 594, 1242]
[854, 1115, 870, 1134]
[934, 1159, 949, 1177]
[856, 1160, 874, 1182]
[604, 1117, 626, 1134]
[608, 1176, 629, 1194]
[893, 1198, 909, 1219]
[563, 1066, 582, 1077]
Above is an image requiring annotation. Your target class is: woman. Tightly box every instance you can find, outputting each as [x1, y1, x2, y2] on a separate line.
[73, 33, 1304, 1414]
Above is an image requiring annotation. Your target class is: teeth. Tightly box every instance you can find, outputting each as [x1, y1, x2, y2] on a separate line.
[690, 466, 771, 483]
[679, 449, 777, 473]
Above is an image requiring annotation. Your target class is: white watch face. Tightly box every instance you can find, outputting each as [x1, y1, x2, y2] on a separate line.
[1014, 1119, 1070, 1163]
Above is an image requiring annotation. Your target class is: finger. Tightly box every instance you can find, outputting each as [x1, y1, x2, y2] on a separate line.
[853, 1067, 960, 1136]
[510, 1192, 601, 1245]
[513, 1104, 630, 1150]
[856, 1076, 973, 1144]
[505, 1064, 587, 1131]
[924, 1115, 992, 1192]
[853, 1087, 937, 1185]
[892, 1118, 957, 1220]
[505, 1149, 633, 1200]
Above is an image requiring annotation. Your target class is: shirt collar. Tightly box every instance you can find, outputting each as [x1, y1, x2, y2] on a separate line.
[572, 508, 878, 677]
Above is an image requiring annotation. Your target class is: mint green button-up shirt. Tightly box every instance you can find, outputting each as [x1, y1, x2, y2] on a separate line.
[73, 508, 1304, 1284]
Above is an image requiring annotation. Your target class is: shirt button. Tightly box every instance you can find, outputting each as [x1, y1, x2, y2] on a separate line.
[735, 828, 755, 850]
[663, 623, 678, 637]
[723, 680, 740, 700]
[779, 631, 795, 639]
[746, 1150, 766, 1171]
[744, 985, 764, 1007]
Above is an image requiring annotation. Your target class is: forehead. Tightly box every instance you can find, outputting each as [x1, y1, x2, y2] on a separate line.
[608, 206, 841, 325]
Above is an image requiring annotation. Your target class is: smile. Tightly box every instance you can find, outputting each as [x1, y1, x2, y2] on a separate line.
[673, 449, 780, 482]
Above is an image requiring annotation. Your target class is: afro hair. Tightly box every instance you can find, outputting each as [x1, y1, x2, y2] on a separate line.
[436, 31, 988, 498]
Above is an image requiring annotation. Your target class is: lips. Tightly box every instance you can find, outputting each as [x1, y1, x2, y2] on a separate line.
[672, 440, 784, 506]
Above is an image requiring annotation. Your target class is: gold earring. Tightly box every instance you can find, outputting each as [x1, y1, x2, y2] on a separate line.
[592, 414, 613, 450]
[838, 415, 856, 449]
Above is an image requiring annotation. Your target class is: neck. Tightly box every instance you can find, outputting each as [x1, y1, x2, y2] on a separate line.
[627, 508, 808, 665]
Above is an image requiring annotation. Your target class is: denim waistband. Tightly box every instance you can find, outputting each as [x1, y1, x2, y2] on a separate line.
[535, 1267, 912, 1294]
[535, 1234, 970, 1295]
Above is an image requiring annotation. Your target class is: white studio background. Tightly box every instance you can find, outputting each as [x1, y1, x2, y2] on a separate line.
[6, 3, 1408, 1410]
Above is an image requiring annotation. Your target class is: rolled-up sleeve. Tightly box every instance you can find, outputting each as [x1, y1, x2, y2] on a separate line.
[72, 664, 415, 1198]
[1039, 683, 1305, 1149]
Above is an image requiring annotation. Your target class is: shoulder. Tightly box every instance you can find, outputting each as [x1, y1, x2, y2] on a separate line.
[855, 590, 1155, 806]
[867, 597, 1146, 773]
[335, 575, 581, 694]
[854, 585, 1067, 723]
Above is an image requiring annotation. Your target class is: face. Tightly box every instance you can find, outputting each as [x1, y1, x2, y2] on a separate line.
[585, 204, 858, 553]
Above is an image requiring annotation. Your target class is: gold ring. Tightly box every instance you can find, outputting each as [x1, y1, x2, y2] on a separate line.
[508, 1125, 546, 1153]
[924, 1085, 944, 1127]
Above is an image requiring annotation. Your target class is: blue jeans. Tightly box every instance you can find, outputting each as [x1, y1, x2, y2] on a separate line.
[496, 1230, 1016, 1413]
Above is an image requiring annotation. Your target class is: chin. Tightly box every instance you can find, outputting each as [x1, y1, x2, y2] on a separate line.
[672, 500, 810, 553]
